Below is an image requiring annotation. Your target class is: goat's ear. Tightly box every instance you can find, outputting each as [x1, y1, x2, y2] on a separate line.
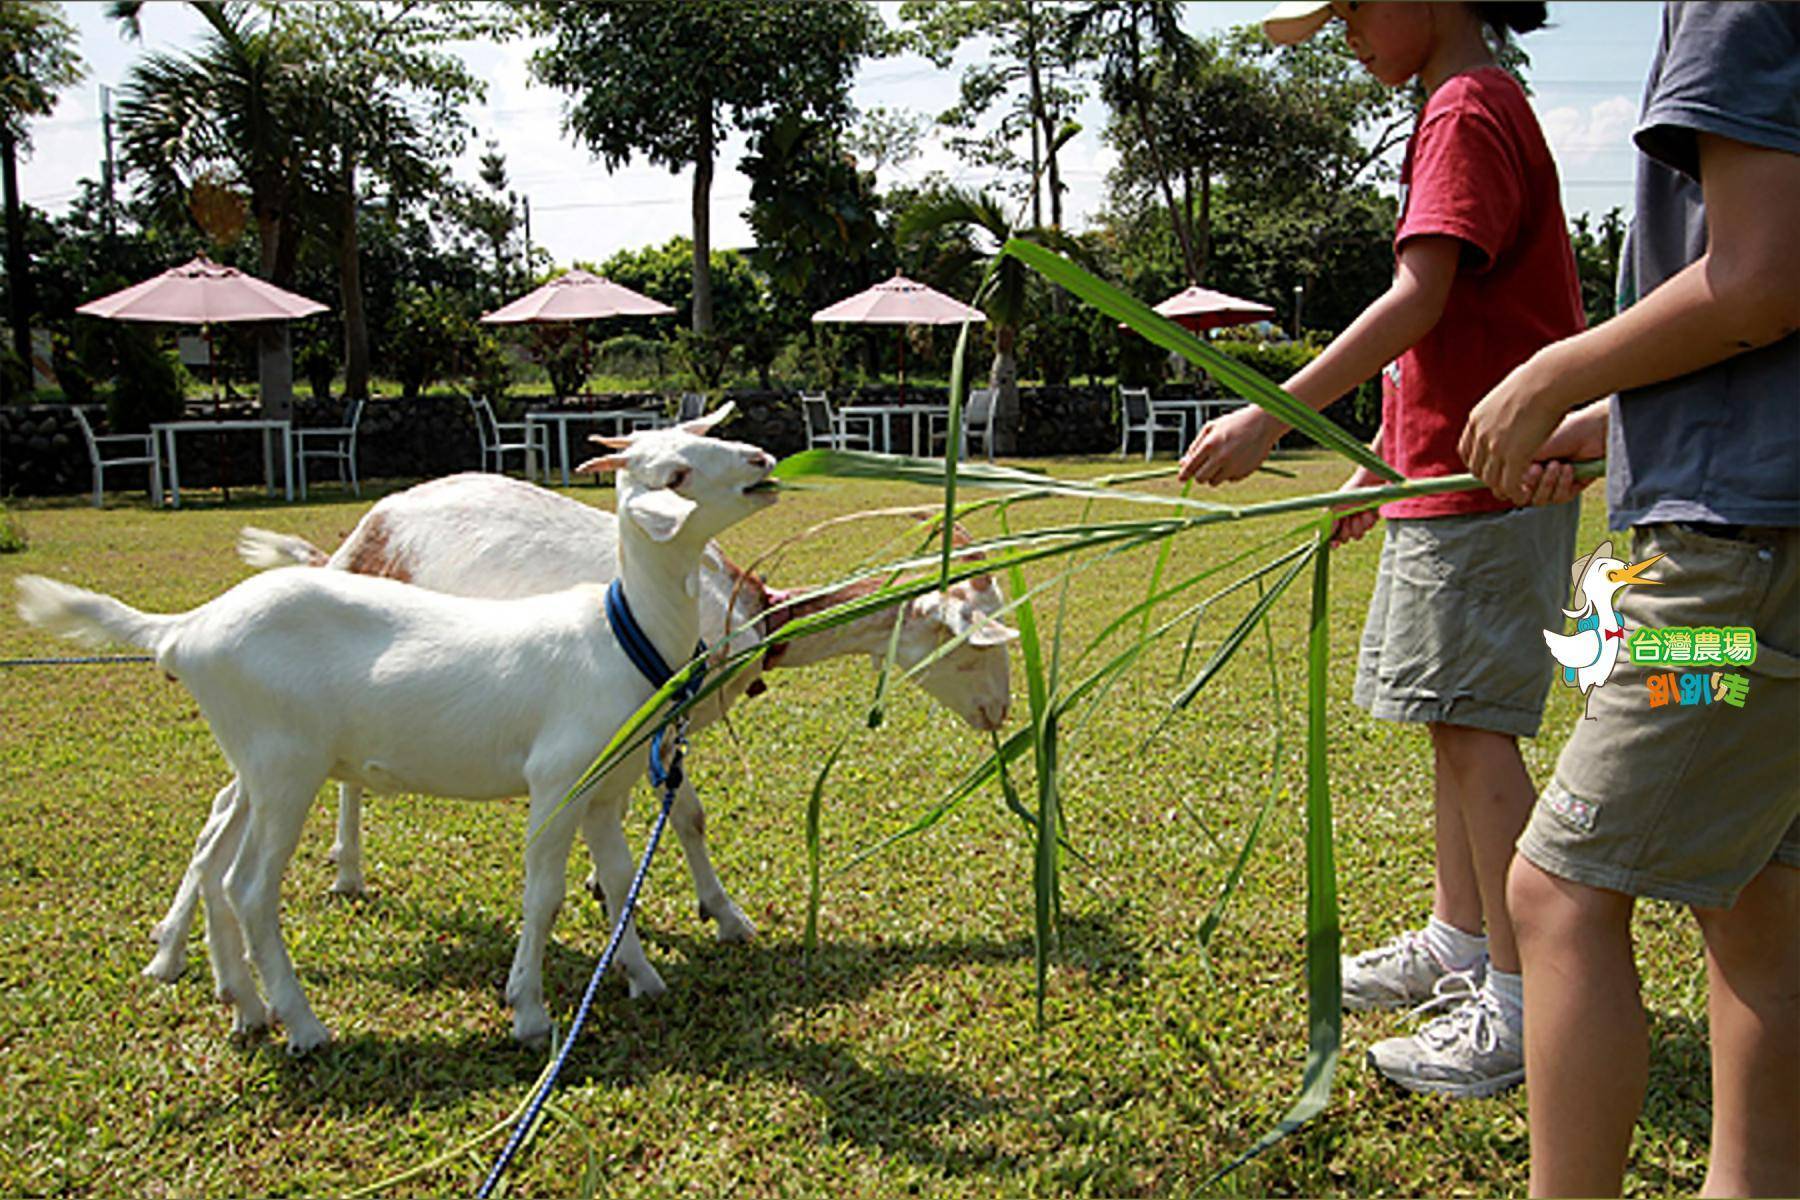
[622, 486, 698, 542]
[967, 614, 1019, 646]
[680, 400, 736, 436]
[575, 454, 627, 475]
[586, 434, 636, 449]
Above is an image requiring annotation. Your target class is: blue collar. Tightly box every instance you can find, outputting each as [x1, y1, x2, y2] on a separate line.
[604, 579, 706, 705]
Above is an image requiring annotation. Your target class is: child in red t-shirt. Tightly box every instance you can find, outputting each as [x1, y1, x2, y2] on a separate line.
[1179, 1, 1584, 1098]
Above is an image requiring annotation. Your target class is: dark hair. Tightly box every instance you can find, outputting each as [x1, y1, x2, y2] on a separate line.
[1471, 2, 1549, 39]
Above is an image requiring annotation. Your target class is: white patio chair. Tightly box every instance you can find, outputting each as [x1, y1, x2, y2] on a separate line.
[676, 392, 707, 423]
[1118, 386, 1184, 460]
[468, 394, 547, 481]
[928, 387, 998, 460]
[72, 407, 163, 508]
[800, 392, 874, 451]
[294, 396, 365, 500]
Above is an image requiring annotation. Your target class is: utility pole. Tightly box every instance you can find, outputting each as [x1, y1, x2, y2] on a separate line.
[521, 194, 531, 281]
[100, 84, 117, 245]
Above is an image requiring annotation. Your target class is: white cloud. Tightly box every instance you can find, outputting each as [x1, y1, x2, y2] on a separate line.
[1540, 95, 1636, 167]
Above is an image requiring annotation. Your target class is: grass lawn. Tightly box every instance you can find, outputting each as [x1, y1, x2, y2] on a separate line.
[0, 455, 1712, 1196]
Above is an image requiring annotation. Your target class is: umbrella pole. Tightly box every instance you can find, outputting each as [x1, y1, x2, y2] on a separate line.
[898, 329, 906, 404]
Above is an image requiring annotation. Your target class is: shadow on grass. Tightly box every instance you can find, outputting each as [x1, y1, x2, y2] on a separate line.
[246, 904, 1138, 1178]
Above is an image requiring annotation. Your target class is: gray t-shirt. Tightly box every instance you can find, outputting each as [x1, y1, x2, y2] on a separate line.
[1607, 1, 1800, 528]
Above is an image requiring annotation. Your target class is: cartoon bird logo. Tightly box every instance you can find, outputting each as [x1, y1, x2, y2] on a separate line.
[1545, 540, 1664, 719]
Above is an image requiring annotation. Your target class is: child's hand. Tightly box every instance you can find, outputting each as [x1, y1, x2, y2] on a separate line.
[1177, 406, 1282, 485]
[1329, 466, 1385, 548]
[1460, 357, 1567, 503]
[1511, 400, 1608, 507]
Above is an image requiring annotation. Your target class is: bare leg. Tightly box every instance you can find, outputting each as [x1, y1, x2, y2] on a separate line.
[1691, 863, 1800, 1198]
[1509, 856, 1644, 1196]
[1431, 745, 1485, 938]
[329, 782, 366, 896]
[224, 767, 331, 1054]
[145, 778, 240, 982]
[1431, 722, 1536, 973]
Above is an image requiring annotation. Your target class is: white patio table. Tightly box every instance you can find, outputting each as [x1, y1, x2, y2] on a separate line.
[151, 418, 293, 508]
[837, 403, 950, 458]
[1152, 397, 1251, 449]
[527, 407, 665, 487]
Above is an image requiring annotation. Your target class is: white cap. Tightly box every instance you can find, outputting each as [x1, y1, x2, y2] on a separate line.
[1262, 1, 1333, 45]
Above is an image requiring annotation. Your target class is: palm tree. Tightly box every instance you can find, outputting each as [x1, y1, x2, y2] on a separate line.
[0, 1, 84, 401]
[898, 187, 1085, 456]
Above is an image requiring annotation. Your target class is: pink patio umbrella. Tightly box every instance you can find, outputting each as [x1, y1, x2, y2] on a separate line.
[812, 273, 985, 400]
[76, 255, 330, 325]
[1150, 284, 1275, 333]
[76, 256, 329, 403]
[479, 268, 675, 324]
[481, 269, 675, 397]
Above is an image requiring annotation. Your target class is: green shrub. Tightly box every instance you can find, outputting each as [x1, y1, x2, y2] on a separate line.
[0, 505, 26, 554]
[467, 332, 513, 403]
[532, 326, 589, 398]
[296, 334, 337, 401]
[387, 289, 477, 400]
[107, 328, 186, 432]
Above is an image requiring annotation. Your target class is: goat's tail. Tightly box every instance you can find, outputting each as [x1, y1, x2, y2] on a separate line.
[238, 526, 329, 570]
[14, 575, 173, 652]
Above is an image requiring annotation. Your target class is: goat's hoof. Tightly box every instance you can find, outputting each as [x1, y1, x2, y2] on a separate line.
[703, 902, 757, 944]
[142, 950, 187, 984]
[513, 1010, 552, 1046]
[284, 1021, 332, 1056]
[583, 871, 605, 902]
[627, 971, 667, 1001]
[229, 1005, 271, 1040]
[327, 876, 365, 898]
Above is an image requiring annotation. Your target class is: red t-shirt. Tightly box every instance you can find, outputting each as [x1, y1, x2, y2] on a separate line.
[1381, 66, 1585, 519]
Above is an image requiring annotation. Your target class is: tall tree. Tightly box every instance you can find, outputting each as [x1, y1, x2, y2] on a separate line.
[900, 0, 1083, 231]
[1063, 1, 1199, 282]
[110, 1, 309, 287]
[286, 0, 498, 401]
[898, 186, 1083, 454]
[530, 1, 883, 337]
[0, 1, 84, 400]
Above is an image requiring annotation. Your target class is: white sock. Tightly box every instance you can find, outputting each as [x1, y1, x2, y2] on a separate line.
[1425, 915, 1487, 972]
[1484, 968, 1524, 1025]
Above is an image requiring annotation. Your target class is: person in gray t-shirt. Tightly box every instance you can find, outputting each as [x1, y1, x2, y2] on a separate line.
[1459, 3, 1799, 1196]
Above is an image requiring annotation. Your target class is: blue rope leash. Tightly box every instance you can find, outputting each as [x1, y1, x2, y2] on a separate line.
[476, 581, 703, 1198]
[0, 654, 155, 667]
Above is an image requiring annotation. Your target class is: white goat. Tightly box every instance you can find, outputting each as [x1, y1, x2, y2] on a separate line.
[143, 472, 1017, 985]
[17, 411, 776, 1052]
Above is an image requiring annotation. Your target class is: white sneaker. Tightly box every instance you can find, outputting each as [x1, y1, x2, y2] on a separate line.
[1342, 928, 1485, 1011]
[1365, 974, 1525, 1098]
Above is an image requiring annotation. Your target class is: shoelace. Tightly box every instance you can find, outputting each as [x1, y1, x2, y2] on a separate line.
[1403, 971, 1500, 1054]
[1351, 928, 1430, 966]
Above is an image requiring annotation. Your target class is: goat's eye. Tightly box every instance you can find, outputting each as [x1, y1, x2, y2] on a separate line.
[666, 468, 690, 490]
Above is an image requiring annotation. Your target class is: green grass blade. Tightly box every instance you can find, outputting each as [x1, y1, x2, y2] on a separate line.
[804, 732, 852, 957]
[1215, 520, 1342, 1176]
[1000, 238, 1402, 481]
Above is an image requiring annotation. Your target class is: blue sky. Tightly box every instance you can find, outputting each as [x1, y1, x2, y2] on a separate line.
[21, 2, 1661, 268]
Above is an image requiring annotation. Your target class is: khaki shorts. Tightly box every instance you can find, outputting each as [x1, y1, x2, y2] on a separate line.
[1354, 502, 1580, 738]
[1519, 523, 1800, 909]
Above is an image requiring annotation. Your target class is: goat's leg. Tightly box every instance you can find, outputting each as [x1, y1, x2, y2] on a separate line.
[145, 777, 240, 982]
[194, 782, 267, 1035]
[505, 780, 598, 1045]
[224, 768, 330, 1054]
[583, 775, 755, 942]
[576, 780, 667, 1000]
[328, 782, 366, 896]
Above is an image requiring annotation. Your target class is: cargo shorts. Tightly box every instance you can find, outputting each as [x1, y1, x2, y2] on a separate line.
[1518, 522, 1800, 909]
[1353, 501, 1580, 738]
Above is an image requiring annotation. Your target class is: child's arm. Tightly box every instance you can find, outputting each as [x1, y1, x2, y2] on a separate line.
[1177, 235, 1462, 485]
[1462, 131, 1800, 503]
